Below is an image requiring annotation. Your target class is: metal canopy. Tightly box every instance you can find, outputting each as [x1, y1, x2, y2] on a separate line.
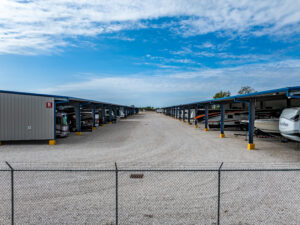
[0, 90, 133, 108]
[163, 86, 300, 109]
[162, 86, 300, 150]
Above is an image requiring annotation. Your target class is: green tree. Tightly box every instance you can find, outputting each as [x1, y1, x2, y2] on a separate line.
[140, 106, 155, 111]
[238, 86, 256, 94]
[213, 90, 231, 99]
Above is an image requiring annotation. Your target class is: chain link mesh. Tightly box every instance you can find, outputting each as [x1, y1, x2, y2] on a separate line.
[0, 163, 299, 224]
[14, 171, 115, 225]
[220, 170, 300, 225]
[119, 171, 218, 224]
[0, 170, 11, 224]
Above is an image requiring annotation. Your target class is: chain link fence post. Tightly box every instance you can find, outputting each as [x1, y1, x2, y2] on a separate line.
[5, 162, 14, 225]
[217, 162, 224, 225]
[115, 162, 119, 225]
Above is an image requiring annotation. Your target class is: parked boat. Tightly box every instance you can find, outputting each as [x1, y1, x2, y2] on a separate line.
[254, 118, 280, 134]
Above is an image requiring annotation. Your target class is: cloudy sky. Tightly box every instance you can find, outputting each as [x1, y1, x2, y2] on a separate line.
[1, 0, 300, 107]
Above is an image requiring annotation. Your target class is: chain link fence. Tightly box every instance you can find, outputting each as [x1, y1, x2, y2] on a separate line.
[0, 162, 299, 225]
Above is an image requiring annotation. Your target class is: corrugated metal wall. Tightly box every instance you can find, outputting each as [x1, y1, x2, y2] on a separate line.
[0, 93, 54, 141]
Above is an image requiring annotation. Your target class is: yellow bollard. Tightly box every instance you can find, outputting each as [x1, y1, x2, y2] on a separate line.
[92, 127, 97, 131]
[220, 133, 225, 138]
[204, 128, 209, 131]
[76, 132, 82, 136]
[194, 124, 198, 128]
[49, 140, 56, 145]
[248, 143, 255, 150]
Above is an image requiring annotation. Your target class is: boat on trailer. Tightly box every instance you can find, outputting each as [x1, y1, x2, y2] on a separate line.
[254, 118, 280, 134]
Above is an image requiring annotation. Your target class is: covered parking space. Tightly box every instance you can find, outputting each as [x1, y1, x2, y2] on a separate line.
[0, 90, 137, 145]
[163, 86, 300, 150]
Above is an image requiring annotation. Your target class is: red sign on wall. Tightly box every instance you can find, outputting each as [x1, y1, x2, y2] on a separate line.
[46, 102, 53, 108]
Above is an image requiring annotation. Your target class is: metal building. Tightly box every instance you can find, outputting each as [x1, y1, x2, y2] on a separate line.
[0, 90, 136, 145]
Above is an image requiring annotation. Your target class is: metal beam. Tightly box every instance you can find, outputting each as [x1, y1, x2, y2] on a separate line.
[194, 105, 199, 128]
[92, 105, 96, 129]
[109, 105, 113, 123]
[101, 104, 106, 124]
[188, 107, 191, 124]
[220, 104, 225, 138]
[74, 104, 81, 135]
[248, 100, 255, 149]
[234, 98, 255, 150]
[204, 105, 209, 131]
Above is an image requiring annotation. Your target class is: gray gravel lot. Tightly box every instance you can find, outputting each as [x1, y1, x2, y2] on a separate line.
[1, 112, 299, 164]
[0, 112, 299, 224]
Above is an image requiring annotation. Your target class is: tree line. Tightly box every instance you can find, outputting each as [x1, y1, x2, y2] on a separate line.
[213, 86, 256, 99]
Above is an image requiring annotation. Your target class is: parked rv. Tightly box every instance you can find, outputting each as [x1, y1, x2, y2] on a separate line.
[156, 109, 163, 113]
[196, 111, 248, 129]
[56, 112, 70, 137]
[105, 109, 117, 123]
[120, 109, 126, 118]
[81, 111, 95, 131]
[279, 107, 300, 142]
[94, 113, 100, 126]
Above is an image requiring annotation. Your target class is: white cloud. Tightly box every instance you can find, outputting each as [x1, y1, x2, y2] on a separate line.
[1, 0, 300, 54]
[31, 59, 300, 107]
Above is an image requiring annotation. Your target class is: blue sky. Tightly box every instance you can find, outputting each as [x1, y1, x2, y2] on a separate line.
[1, 1, 300, 107]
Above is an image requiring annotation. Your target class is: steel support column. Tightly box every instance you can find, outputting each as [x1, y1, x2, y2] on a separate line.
[220, 104, 225, 138]
[102, 105, 106, 125]
[188, 107, 191, 125]
[109, 105, 112, 123]
[182, 107, 185, 122]
[194, 105, 199, 127]
[75, 104, 81, 135]
[92, 105, 96, 130]
[180, 107, 182, 121]
[204, 105, 209, 131]
[235, 98, 256, 150]
[248, 101, 255, 150]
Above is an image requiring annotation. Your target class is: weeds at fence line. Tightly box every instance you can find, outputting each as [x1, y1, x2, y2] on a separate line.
[0, 162, 299, 225]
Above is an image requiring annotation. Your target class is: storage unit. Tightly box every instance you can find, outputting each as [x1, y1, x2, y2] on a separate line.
[0, 93, 55, 141]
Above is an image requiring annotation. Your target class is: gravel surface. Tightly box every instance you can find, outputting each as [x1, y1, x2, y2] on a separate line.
[0, 112, 299, 164]
[0, 112, 299, 224]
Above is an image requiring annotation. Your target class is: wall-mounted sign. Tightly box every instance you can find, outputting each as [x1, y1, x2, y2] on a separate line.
[46, 102, 53, 108]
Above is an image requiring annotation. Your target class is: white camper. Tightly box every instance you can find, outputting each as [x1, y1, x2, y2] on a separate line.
[279, 107, 300, 142]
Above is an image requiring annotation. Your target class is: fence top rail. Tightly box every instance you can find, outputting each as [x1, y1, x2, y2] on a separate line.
[0, 161, 299, 172]
[1, 168, 299, 172]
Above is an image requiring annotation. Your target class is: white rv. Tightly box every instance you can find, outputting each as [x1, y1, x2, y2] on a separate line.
[56, 112, 70, 137]
[279, 107, 300, 142]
